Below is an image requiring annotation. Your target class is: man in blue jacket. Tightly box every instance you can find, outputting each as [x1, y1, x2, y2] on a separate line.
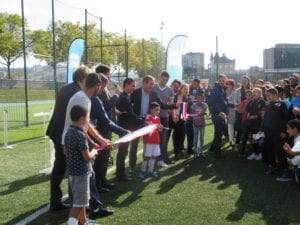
[209, 74, 228, 158]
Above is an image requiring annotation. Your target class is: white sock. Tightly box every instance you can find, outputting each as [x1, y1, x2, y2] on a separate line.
[67, 217, 78, 225]
[141, 160, 148, 172]
[148, 158, 156, 173]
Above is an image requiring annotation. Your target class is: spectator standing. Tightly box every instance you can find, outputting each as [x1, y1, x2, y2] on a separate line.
[190, 94, 208, 158]
[46, 66, 90, 211]
[153, 71, 175, 167]
[209, 74, 228, 158]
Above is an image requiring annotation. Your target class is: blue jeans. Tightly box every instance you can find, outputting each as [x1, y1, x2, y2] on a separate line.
[193, 125, 205, 154]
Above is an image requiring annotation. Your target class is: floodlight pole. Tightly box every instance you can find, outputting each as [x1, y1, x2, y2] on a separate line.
[21, 0, 29, 127]
[51, 0, 58, 95]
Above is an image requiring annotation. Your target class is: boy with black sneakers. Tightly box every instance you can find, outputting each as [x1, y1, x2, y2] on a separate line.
[261, 88, 288, 178]
[65, 105, 98, 225]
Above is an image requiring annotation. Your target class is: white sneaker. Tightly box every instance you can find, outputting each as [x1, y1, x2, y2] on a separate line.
[247, 153, 256, 160]
[157, 160, 168, 168]
[255, 153, 262, 161]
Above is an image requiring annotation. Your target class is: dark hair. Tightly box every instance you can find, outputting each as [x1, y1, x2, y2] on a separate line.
[150, 101, 160, 110]
[283, 84, 292, 98]
[73, 65, 90, 82]
[70, 105, 87, 122]
[275, 85, 283, 94]
[287, 119, 300, 131]
[123, 78, 135, 88]
[95, 64, 110, 74]
[266, 88, 278, 96]
[86, 73, 101, 88]
[193, 78, 200, 84]
[172, 79, 181, 86]
[160, 71, 170, 78]
[143, 75, 155, 84]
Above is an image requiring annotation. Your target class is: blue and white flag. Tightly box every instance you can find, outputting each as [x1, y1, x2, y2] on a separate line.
[67, 38, 85, 83]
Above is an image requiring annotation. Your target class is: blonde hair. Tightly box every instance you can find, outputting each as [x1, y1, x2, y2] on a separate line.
[252, 87, 262, 97]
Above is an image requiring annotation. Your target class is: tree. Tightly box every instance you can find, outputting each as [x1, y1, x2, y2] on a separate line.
[0, 12, 24, 79]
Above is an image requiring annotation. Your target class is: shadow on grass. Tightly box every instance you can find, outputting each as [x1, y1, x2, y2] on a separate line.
[0, 174, 49, 196]
[2, 204, 67, 225]
[193, 149, 300, 225]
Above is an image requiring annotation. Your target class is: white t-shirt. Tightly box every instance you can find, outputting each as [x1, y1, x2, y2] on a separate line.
[291, 135, 300, 167]
[62, 91, 91, 145]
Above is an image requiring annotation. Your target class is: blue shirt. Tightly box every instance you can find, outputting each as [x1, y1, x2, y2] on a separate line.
[140, 88, 150, 118]
[65, 125, 91, 176]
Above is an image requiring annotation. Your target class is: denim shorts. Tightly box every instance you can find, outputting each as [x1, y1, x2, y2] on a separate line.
[69, 173, 91, 207]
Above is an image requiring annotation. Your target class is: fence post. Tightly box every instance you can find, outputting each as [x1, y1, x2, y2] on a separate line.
[1, 110, 12, 149]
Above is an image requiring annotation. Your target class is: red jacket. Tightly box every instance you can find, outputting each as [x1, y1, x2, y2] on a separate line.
[143, 115, 160, 144]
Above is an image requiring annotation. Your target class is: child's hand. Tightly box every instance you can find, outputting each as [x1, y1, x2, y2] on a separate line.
[283, 142, 292, 154]
[91, 149, 98, 158]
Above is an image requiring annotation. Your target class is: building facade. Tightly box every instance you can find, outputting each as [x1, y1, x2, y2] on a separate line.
[182, 52, 205, 78]
[208, 53, 235, 75]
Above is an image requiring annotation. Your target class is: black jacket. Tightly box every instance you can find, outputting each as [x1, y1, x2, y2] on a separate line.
[46, 82, 81, 144]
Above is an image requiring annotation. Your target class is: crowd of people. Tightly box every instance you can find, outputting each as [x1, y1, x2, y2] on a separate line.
[209, 73, 300, 183]
[46, 64, 300, 224]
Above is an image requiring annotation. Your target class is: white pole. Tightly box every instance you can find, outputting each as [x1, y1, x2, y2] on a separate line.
[3, 110, 8, 147]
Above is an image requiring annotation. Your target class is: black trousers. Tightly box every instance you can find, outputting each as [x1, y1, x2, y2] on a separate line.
[172, 120, 186, 155]
[50, 140, 65, 206]
[93, 148, 111, 189]
[263, 129, 287, 168]
[93, 131, 111, 188]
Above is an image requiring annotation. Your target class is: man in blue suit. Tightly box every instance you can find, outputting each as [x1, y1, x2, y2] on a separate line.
[209, 74, 228, 158]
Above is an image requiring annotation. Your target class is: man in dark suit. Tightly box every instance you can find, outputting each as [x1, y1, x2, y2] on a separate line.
[116, 78, 145, 180]
[129, 75, 178, 172]
[46, 66, 90, 210]
[94, 65, 121, 189]
[90, 73, 128, 192]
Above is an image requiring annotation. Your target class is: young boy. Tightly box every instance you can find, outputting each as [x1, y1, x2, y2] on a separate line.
[190, 94, 208, 158]
[283, 119, 300, 183]
[65, 105, 98, 225]
[261, 88, 288, 177]
[139, 102, 163, 179]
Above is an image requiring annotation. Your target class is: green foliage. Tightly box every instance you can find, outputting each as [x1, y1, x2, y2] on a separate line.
[0, 12, 24, 78]
[0, 12, 166, 82]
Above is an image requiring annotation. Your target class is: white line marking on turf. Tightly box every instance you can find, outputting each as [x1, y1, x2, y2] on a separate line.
[15, 148, 144, 224]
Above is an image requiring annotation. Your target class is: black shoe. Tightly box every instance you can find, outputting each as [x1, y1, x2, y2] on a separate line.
[89, 208, 114, 218]
[102, 181, 116, 188]
[164, 159, 175, 165]
[117, 175, 133, 181]
[98, 187, 110, 193]
[50, 203, 68, 211]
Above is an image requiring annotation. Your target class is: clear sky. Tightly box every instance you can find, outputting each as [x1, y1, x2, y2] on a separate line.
[1, 0, 300, 69]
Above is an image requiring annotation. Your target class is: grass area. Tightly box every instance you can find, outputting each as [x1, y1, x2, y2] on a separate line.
[0, 89, 55, 102]
[1, 120, 300, 225]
